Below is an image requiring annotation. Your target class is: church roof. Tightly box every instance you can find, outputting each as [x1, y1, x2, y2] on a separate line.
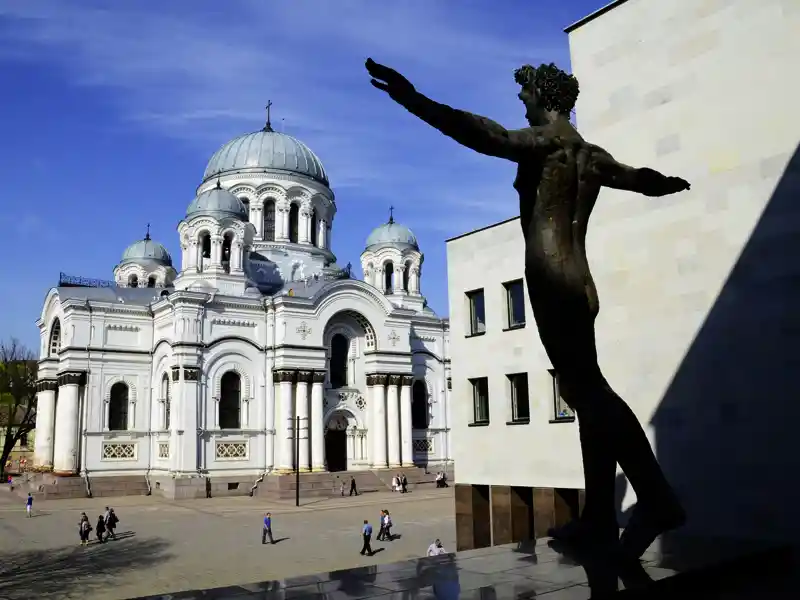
[120, 231, 172, 267]
[186, 184, 249, 221]
[365, 211, 419, 250]
[55, 286, 168, 306]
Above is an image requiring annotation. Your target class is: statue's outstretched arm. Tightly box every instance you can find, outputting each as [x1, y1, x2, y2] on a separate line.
[403, 93, 532, 161]
[591, 146, 691, 197]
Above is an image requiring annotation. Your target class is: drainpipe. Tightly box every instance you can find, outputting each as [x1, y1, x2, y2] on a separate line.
[144, 305, 155, 496]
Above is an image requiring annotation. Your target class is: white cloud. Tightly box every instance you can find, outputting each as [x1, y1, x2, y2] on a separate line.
[0, 0, 570, 232]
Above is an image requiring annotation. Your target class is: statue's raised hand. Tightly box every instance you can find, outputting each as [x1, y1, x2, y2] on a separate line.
[366, 58, 416, 103]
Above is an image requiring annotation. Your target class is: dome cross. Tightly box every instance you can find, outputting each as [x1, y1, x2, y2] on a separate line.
[144, 223, 151, 241]
[264, 100, 274, 132]
[389, 205, 395, 224]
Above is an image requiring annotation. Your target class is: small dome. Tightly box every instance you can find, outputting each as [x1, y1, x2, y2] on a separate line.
[121, 233, 172, 266]
[204, 126, 328, 186]
[366, 215, 418, 250]
[187, 184, 248, 220]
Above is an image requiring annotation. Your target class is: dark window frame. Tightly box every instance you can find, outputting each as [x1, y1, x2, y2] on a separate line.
[503, 279, 526, 330]
[548, 369, 576, 423]
[263, 199, 276, 241]
[469, 377, 490, 425]
[507, 372, 530, 424]
[466, 289, 486, 337]
[108, 382, 129, 431]
[219, 371, 242, 429]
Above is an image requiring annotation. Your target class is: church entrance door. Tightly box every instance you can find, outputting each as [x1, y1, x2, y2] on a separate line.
[325, 429, 347, 472]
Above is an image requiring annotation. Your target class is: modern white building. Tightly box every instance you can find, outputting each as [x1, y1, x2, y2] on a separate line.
[33, 115, 452, 498]
[448, 0, 800, 551]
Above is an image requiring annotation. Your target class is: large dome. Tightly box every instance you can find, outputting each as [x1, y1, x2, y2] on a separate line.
[203, 127, 328, 186]
[121, 235, 172, 266]
[365, 218, 419, 250]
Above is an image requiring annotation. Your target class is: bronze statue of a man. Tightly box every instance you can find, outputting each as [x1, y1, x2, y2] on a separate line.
[366, 58, 689, 561]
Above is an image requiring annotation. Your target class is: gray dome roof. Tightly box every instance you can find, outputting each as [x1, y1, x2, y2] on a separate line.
[121, 234, 172, 266]
[203, 127, 328, 186]
[187, 185, 248, 220]
[366, 217, 419, 250]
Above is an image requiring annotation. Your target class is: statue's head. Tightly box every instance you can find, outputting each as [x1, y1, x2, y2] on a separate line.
[514, 63, 579, 125]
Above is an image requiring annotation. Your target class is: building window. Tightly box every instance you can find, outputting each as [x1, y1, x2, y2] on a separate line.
[466, 289, 486, 335]
[161, 373, 171, 430]
[128, 274, 138, 288]
[549, 369, 575, 422]
[263, 199, 276, 241]
[289, 203, 299, 243]
[49, 319, 61, 357]
[147, 276, 157, 288]
[383, 261, 394, 294]
[240, 197, 250, 221]
[108, 382, 129, 431]
[329, 334, 349, 389]
[200, 233, 211, 260]
[504, 279, 526, 329]
[507, 373, 530, 423]
[20, 433, 29, 448]
[412, 380, 429, 429]
[403, 262, 411, 292]
[470, 377, 489, 424]
[310, 208, 318, 246]
[222, 233, 233, 273]
[219, 371, 241, 429]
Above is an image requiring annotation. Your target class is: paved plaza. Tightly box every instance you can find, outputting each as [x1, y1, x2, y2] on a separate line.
[0, 488, 455, 600]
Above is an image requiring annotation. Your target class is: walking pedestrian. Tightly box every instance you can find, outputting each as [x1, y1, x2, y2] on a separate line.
[340, 480, 346, 497]
[377, 510, 386, 541]
[391, 474, 398, 492]
[401, 473, 408, 494]
[360, 519, 373, 556]
[104, 507, 119, 540]
[25, 493, 33, 517]
[349, 476, 358, 497]
[78, 513, 92, 546]
[262, 512, 275, 545]
[383, 510, 393, 541]
[427, 539, 447, 556]
[95, 515, 106, 543]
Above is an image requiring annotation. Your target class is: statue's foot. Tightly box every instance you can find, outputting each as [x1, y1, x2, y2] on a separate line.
[619, 497, 686, 561]
[548, 518, 619, 551]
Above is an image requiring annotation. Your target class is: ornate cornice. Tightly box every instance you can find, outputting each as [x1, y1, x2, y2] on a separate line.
[171, 366, 180, 382]
[211, 317, 257, 327]
[388, 374, 402, 386]
[296, 370, 313, 383]
[366, 374, 388, 386]
[401, 375, 414, 387]
[311, 371, 326, 383]
[36, 379, 58, 392]
[273, 369, 296, 383]
[57, 371, 86, 387]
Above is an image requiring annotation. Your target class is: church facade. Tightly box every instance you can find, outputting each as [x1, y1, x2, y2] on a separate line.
[33, 117, 451, 494]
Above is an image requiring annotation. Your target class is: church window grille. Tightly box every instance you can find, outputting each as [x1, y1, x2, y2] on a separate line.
[128, 275, 139, 288]
[102, 442, 137, 460]
[412, 438, 433, 453]
[215, 441, 248, 460]
[222, 233, 233, 274]
[263, 199, 275, 241]
[310, 208, 318, 246]
[161, 373, 171, 430]
[329, 334, 349, 389]
[219, 371, 241, 429]
[157, 442, 169, 459]
[412, 380, 429, 429]
[384, 261, 394, 294]
[147, 276, 157, 288]
[289, 203, 299, 243]
[49, 319, 61, 356]
[108, 382, 129, 431]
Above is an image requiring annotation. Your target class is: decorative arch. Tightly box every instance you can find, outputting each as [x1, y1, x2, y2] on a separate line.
[219, 370, 241, 429]
[323, 406, 363, 430]
[104, 375, 138, 405]
[210, 360, 252, 400]
[108, 381, 131, 431]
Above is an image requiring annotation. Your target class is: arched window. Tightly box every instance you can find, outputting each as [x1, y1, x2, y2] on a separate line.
[403, 262, 411, 292]
[412, 380, 429, 429]
[240, 197, 250, 221]
[289, 203, 299, 243]
[108, 382, 129, 431]
[310, 208, 318, 246]
[222, 233, 233, 273]
[200, 233, 211, 260]
[329, 334, 349, 389]
[48, 319, 61, 357]
[128, 274, 139, 288]
[147, 276, 157, 288]
[384, 261, 394, 294]
[219, 371, 241, 429]
[161, 373, 171, 430]
[263, 199, 276, 242]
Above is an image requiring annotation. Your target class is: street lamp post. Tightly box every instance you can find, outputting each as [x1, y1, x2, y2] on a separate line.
[295, 415, 300, 507]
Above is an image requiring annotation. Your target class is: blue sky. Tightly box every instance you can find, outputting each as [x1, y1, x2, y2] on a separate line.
[0, 0, 604, 351]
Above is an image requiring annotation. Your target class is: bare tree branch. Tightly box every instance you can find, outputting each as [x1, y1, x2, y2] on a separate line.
[0, 338, 38, 477]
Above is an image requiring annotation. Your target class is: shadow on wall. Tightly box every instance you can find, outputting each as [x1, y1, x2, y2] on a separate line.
[652, 143, 800, 548]
[0, 536, 172, 599]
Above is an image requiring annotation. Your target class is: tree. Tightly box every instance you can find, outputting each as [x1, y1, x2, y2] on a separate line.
[0, 339, 37, 479]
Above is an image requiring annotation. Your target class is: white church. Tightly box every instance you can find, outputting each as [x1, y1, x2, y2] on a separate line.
[32, 113, 452, 498]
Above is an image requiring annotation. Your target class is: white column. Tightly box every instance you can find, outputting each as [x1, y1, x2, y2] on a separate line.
[370, 374, 387, 468]
[282, 206, 291, 241]
[296, 372, 310, 471]
[311, 372, 325, 471]
[251, 206, 263, 238]
[299, 204, 311, 244]
[232, 241, 243, 273]
[169, 367, 180, 472]
[178, 366, 201, 473]
[386, 376, 401, 468]
[277, 370, 295, 471]
[400, 376, 414, 466]
[52, 372, 84, 475]
[347, 430, 356, 469]
[33, 382, 57, 469]
[318, 219, 326, 249]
